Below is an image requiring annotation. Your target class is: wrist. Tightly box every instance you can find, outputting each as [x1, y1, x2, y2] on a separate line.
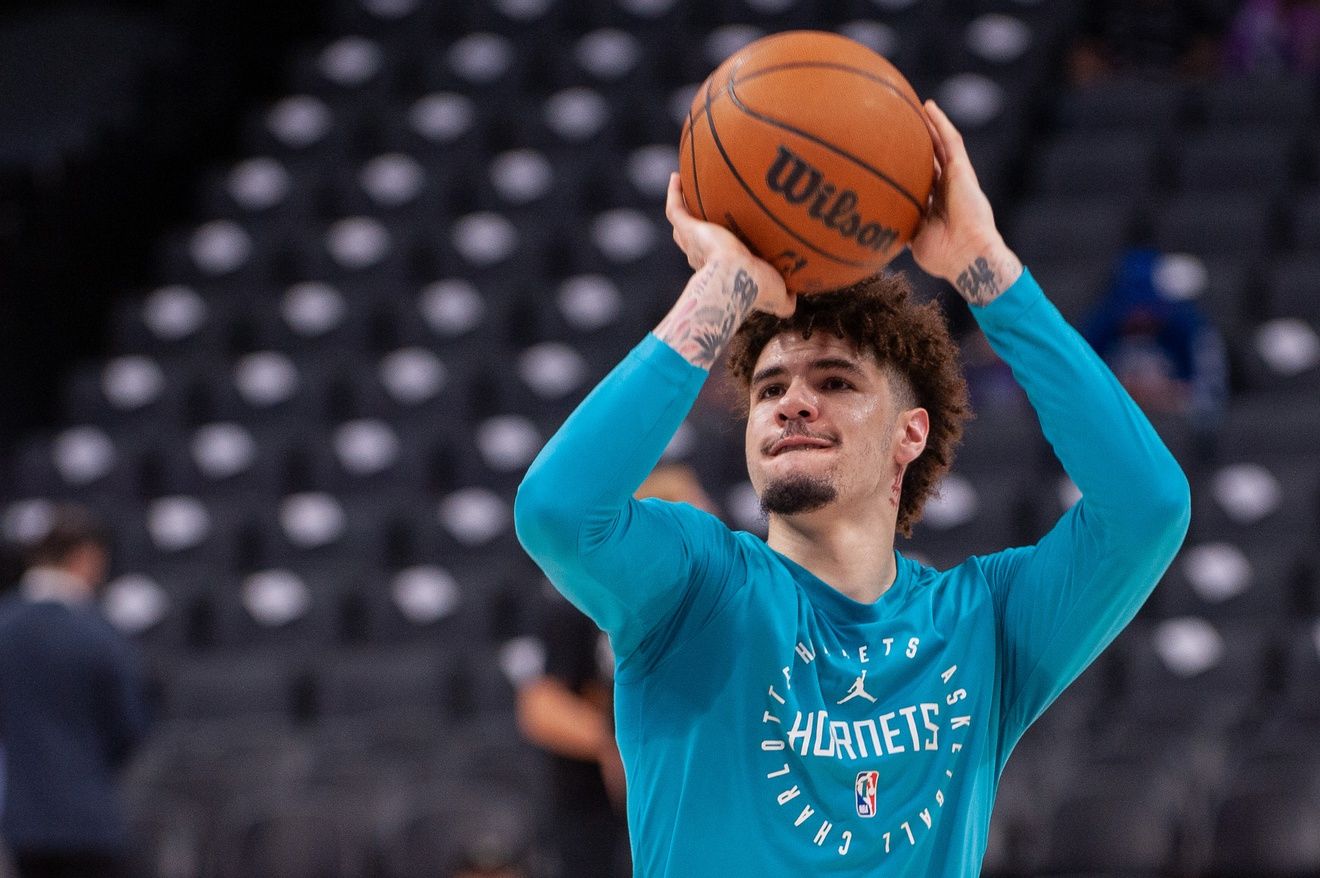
[948, 238, 1022, 307]
[655, 256, 763, 370]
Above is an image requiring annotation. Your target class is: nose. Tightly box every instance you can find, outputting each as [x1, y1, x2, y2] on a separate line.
[775, 379, 818, 424]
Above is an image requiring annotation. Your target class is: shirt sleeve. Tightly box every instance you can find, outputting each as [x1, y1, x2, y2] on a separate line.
[969, 269, 1192, 755]
[515, 334, 744, 663]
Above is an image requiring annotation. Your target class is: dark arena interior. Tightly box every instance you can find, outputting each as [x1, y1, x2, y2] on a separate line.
[0, 0, 1317, 875]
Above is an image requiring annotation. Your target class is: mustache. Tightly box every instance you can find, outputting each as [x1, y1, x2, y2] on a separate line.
[762, 422, 838, 455]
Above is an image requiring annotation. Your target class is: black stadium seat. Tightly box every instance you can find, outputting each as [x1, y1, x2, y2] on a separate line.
[1038, 771, 1187, 876]
[1054, 77, 1186, 134]
[1173, 127, 1298, 195]
[312, 646, 462, 724]
[1207, 790, 1320, 878]
[1152, 192, 1275, 259]
[1195, 75, 1317, 130]
[1032, 131, 1160, 200]
[1007, 197, 1137, 265]
[160, 654, 299, 725]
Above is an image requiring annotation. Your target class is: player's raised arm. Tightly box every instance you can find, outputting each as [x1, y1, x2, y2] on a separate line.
[911, 100, 1192, 744]
[514, 176, 788, 657]
[654, 173, 795, 367]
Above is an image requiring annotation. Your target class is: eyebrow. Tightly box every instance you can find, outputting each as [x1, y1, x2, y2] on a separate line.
[750, 357, 865, 387]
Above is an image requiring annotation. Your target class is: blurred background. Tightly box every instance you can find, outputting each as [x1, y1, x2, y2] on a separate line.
[0, 0, 1317, 875]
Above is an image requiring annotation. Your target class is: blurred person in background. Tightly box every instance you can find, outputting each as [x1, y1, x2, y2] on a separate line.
[1069, 0, 1226, 82]
[0, 505, 149, 878]
[517, 464, 716, 878]
[1082, 247, 1229, 452]
[1223, 0, 1320, 74]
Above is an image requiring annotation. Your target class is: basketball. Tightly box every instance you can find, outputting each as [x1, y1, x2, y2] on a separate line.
[679, 30, 936, 294]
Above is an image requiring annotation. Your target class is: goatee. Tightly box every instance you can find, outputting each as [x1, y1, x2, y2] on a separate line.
[760, 474, 838, 516]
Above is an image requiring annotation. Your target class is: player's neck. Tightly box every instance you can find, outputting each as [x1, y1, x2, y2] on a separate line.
[767, 504, 899, 604]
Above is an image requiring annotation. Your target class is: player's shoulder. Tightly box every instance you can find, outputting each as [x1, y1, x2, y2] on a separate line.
[639, 497, 734, 538]
[901, 547, 1032, 600]
[903, 544, 1033, 575]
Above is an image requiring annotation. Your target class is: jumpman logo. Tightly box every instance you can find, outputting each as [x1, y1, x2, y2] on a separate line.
[837, 670, 878, 704]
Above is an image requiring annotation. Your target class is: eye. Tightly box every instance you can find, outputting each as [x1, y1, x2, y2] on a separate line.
[756, 383, 785, 400]
[822, 376, 854, 391]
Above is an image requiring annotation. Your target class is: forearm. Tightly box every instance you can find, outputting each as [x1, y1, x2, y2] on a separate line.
[515, 309, 709, 644]
[973, 267, 1191, 536]
[516, 258, 754, 574]
[518, 256, 757, 544]
[654, 258, 763, 370]
[516, 679, 613, 763]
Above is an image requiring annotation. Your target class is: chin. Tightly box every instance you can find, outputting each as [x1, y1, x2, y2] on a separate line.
[760, 472, 838, 516]
[764, 453, 832, 481]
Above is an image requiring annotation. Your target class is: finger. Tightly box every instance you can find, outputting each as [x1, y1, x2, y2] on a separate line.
[921, 100, 948, 172]
[665, 172, 690, 228]
[924, 100, 967, 167]
[926, 99, 985, 194]
[769, 290, 796, 318]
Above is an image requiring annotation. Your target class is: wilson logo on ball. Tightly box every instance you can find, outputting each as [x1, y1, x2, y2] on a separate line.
[765, 146, 900, 254]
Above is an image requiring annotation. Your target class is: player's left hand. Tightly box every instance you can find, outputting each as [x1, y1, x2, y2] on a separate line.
[907, 100, 1014, 291]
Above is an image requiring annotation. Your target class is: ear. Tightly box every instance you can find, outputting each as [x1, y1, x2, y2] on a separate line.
[893, 407, 929, 466]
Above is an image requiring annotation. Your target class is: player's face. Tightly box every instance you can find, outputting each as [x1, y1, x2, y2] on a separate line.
[744, 332, 905, 516]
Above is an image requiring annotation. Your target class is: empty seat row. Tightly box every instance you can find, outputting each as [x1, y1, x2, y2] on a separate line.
[989, 752, 1320, 877]
[155, 204, 689, 288]
[1010, 192, 1320, 267]
[1054, 74, 1319, 134]
[111, 272, 664, 362]
[108, 556, 479, 658]
[1031, 126, 1320, 199]
[200, 142, 678, 227]
[122, 713, 543, 878]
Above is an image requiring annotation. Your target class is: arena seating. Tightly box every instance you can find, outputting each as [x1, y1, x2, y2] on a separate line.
[2, 0, 1318, 875]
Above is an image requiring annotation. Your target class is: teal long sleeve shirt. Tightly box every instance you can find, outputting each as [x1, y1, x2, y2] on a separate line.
[515, 268, 1191, 877]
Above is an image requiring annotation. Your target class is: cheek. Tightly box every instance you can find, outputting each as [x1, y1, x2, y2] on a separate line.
[743, 419, 761, 482]
[845, 408, 895, 470]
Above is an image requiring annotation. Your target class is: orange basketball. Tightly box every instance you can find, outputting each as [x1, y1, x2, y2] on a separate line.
[679, 31, 935, 294]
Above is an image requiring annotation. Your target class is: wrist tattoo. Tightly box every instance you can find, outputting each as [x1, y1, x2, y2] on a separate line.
[955, 257, 999, 306]
[657, 266, 760, 370]
[732, 268, 758, 312]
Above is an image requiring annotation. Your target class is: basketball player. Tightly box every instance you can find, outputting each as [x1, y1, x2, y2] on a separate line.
[515, 100, 1190, 875]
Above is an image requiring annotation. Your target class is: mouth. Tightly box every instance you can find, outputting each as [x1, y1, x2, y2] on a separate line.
[766, 435, 836, 457]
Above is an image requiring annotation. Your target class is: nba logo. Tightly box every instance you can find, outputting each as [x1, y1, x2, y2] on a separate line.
[855, 770, 879, 818]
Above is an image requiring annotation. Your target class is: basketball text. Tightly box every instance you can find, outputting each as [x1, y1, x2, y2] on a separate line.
[765, 146, 900, 254]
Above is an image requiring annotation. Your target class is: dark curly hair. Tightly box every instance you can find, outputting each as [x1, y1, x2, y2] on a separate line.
[726, 272, 972, 537]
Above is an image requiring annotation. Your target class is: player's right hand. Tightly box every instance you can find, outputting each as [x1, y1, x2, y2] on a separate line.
[665, 173, 794, 317]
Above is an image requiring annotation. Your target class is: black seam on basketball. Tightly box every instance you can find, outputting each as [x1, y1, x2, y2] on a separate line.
[736, 59, 928, 123]
[691, 59, 928, 142]
[684, 110, 708, 222]
[726, 72, 925, 213]
[703, 75, 872, 270]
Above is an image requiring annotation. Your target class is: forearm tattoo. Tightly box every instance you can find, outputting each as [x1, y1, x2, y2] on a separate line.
[657, 265, 760, 370]
[955, 257, 999, 306]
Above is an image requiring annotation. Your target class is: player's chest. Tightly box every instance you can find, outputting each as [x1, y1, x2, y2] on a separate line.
[727, 589, 997, 863]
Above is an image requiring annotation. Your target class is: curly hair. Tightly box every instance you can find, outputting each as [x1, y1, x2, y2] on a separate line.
[726, 272, 972, 537]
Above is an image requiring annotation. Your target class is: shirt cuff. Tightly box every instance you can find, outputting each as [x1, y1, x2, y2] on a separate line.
[638, 332, 711, 390]
[969, 266, 1047, 332]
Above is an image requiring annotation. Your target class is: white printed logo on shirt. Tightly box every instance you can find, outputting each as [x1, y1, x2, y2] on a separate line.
[754, 634, 977, 860]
